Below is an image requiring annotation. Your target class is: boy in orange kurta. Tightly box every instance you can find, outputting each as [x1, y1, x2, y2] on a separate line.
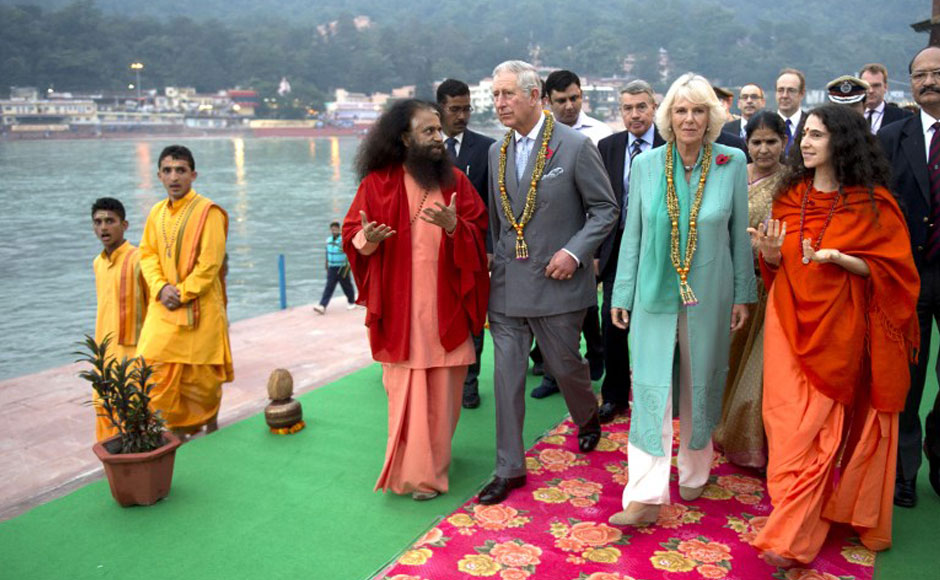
[92, 197, 148, 440]
[343, 101, 488, 500]
[137, 145, 233, 438]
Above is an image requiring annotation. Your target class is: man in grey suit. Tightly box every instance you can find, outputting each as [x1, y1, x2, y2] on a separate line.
[478, 60, 619, 505]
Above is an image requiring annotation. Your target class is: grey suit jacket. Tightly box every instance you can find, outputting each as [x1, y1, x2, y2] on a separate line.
[488, 120, 618, 317]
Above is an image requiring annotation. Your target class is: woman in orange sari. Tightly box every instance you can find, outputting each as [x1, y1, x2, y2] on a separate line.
[748, 105, 919, 567]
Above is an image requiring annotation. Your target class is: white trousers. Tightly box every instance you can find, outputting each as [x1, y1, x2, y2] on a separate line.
[622, 311, 713, 506]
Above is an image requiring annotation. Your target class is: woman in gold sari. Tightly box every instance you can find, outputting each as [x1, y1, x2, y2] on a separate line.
[713, 111, 787, 469]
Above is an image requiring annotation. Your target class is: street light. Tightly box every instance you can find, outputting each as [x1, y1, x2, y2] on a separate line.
[130, 62, 144, 105]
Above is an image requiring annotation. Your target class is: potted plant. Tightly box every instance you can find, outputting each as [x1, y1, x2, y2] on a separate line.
[77, 335, 182, 507]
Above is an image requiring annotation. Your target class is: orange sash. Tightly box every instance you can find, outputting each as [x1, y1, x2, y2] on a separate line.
[117, 247, 146, 346]
[762, 180, 919, 412]
[160, 193, 229, 329]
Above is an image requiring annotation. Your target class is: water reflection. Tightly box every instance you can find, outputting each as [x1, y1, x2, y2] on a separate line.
[135, 142, 152, 190]
[233, 137, 246, 186]
[0, 137, 361, 380]
[330, 137, 341, 182]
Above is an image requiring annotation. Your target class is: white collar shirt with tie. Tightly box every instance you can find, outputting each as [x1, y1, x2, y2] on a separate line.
[445, 131, 464, 159]
[921, 109, 940, 163]
[513, 113, 546, 182]
[620, 125, 656, 227]
[866, 102, 886, 134]
[738, 116, 750, 140]
[624, 125, 656, 193]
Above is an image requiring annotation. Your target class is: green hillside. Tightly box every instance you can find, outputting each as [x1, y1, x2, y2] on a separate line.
[0, 0, 927, 105]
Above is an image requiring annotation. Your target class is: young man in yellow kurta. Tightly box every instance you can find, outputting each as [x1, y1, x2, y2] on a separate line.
[137, 145, 233, 438]
[92, 197, 148, 441]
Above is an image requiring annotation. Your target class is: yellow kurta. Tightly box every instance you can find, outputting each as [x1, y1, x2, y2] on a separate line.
[137, 189, 233, 431]
[93, 240, 148, 440]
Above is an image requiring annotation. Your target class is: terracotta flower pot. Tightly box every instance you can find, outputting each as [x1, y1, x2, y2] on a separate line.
[92, 432, 182, 507]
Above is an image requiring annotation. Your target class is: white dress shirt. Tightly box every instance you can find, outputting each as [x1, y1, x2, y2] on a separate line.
[571, 111, 614, 145]
[445, 131, 464, 157]
[921, 109, 940, 162]
[778, 109, 803, 133]
[624, 125, 656, 193]
[865, 102, 886, 135]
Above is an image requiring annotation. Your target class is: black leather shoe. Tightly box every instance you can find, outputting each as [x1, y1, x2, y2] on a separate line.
[531, 361, 545, 376]
[928, 452, 940, 498]
[926, 412, 940, 497]
[598, 402, 626, 424]
[589, 358, 605, 381]
[478, 475, 526, 505]
[462, 383, 480, 409]
[531, 377, 560, 399]
[894, 477, 917, 508]
[578, 431, 601, 452]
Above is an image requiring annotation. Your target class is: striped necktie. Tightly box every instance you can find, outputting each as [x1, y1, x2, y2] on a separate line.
[621, 139, 644, 227]
[926, 122, 940, 262]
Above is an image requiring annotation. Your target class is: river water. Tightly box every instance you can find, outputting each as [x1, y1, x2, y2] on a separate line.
[0, 136, 362, 380]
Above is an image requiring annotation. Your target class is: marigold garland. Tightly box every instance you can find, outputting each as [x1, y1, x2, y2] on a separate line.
[270, 420, 305, 435]
[665, 142, 713, 306]
[496, 110, 555, 259]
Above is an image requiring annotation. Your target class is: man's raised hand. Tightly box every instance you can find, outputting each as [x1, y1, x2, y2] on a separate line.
[360, 210, 396, 243]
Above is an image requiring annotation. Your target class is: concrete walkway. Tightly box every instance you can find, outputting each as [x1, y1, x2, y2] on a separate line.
[0, 299, 372, 521]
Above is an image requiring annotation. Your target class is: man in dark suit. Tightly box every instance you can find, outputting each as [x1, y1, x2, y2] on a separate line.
[437, 79, 496, 409]
[595, 79, 662, 423]
[723, 83, 766, 140]
[478, 60, 618, 504]
[776, 68, 807, 156]
[878, 45, 940, 508]
[860, 63, 913, 134]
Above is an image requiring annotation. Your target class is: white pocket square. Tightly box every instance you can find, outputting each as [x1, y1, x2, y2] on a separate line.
[541, 167, 564, 180]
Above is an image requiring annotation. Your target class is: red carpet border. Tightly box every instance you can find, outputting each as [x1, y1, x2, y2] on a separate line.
[379, 416, 874, 580]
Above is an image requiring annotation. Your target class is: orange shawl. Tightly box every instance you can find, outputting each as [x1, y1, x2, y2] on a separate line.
[342, 165, 489, 363]
[761, 180, 919, 412]
[117, 247, 147, 346]
[160, 193, 229, 329]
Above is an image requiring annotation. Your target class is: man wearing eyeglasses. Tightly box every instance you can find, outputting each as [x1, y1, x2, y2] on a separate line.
[724, 84, 766, 140]
[436, 78, 495, 409]
[775, 68, 806, 156]
[879, 45, 940, 508]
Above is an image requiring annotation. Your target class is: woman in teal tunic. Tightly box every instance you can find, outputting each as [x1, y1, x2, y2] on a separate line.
[608, 73, 756, 526]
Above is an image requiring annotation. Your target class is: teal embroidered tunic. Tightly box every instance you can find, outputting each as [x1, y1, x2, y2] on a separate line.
[611, 142, 756, 455]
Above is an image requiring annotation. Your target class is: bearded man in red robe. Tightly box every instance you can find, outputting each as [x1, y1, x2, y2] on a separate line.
[343, 99, 489, 501]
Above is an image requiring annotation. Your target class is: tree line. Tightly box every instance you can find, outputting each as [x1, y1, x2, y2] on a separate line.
[0, 0, 925, 113]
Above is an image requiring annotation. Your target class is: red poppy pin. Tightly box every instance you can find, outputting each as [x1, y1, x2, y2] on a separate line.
[545, 146, 554, 160]
[716, 154, 730, 166]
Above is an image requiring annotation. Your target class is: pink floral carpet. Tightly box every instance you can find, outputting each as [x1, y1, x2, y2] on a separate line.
[378, 415, 875, 580]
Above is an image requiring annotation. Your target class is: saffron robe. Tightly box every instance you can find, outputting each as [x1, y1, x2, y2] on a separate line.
[753, 181, 919, 562]
[137, 189, 234, 430]
[342, 165, 489, 363]
[345, 166, 487, 494]
[93, 240, 148, 440]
